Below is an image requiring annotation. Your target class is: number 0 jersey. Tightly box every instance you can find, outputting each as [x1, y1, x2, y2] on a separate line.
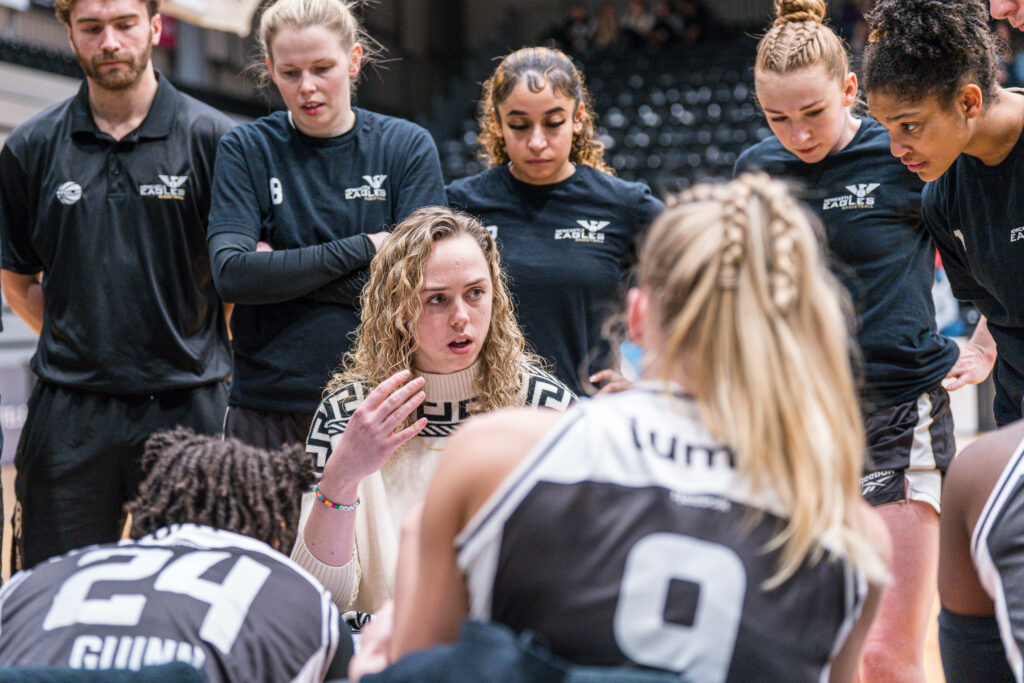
[457, 385, 869, 682]
[0, 524, 339, 682]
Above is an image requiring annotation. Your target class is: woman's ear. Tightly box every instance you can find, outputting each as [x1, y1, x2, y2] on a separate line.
[626, 287, 648, 347]
[349, 43, 363, 78]
[572, 102, 585, 135]
[960, 83, 983, 121]
[842, 72, 858, 108]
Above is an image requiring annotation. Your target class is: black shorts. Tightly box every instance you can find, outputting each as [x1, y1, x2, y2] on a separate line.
[860, 386, 955, 511]
[12, 380, 227, 570]
[223, 404, 314, 451]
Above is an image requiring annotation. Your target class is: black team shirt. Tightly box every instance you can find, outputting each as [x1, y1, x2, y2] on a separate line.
[922, 123, 1024, 426]
[447, 165, 664, 396]
[735, 117, 958, 410]
[0, 76, 233, 393]
[207, 109, 446, 414]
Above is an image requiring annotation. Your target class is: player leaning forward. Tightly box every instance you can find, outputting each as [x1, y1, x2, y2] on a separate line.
[0, 430, 342, 682]
[0, 0, 233, 569]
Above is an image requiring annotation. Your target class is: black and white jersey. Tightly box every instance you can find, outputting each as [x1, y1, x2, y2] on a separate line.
[457, 384, 869, 681]
[0, 525, 339, 682]
[971, 435, 1024, 682]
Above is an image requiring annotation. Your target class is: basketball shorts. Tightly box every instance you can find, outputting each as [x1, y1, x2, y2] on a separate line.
[860, 386, 955, 513]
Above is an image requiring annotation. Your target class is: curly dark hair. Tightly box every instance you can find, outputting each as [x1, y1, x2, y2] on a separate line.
[127, 428, 315, 554]
[862, 0, 1001, 108]
[477, 46, 613, 175]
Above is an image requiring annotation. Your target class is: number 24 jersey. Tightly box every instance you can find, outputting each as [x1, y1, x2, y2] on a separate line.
[0, 524, 340, 682]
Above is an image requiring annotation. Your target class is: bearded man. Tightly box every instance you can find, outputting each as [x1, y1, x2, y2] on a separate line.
[0, 0, 234, 570]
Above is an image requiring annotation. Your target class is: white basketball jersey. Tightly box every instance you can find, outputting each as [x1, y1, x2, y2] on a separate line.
[457, 384, 868, 682]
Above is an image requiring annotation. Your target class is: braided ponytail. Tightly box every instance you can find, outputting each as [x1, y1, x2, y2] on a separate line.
[638, 174, 884, 588]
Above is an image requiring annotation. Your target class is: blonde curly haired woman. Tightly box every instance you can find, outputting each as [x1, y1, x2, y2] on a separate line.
[291, 206, 574, 615]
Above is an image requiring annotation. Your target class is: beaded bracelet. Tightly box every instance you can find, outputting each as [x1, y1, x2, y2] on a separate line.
[314, 483, 360, 511]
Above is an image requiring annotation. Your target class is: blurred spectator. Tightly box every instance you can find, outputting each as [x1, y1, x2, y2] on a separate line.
[838, 0, 868, 54]
[679, 0, 710, 43]
[593, 0, 623, 53]
[996, 20, 1024, 86]
[622, 0, 655, 47]
[544, 1, 595, 57]
[650, 0, 684, 45]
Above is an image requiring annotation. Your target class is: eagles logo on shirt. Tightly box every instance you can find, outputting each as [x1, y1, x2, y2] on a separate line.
[140, 175, 189, 200]
[823, 183, 879, 211]
[345, 175, 388, 201]
[555, 220, 610, 243]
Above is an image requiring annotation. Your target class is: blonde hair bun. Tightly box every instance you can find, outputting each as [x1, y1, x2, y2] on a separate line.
[774, 0, 826, 26]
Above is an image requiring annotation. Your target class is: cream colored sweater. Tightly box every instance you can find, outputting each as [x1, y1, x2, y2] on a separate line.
[291, 362, 574, 613]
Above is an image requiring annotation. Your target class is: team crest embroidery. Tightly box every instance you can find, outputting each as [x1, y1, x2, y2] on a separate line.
[345, 174, 388, 200]
[822, 183, 879, 210]
[555, 219, 610, 243]
[56, 181, 83, 206]
[140, 174, 189, 200]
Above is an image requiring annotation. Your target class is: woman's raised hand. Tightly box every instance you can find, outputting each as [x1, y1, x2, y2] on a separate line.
[320, 370, 428, 494]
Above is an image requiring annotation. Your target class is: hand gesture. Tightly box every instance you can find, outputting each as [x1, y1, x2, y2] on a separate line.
[320, 370, 428, 495]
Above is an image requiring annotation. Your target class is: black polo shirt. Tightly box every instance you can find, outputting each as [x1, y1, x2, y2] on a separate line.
[735, 117, 958, 410]
[0, 75, 234, 393]
[922, 122, 1024, 426]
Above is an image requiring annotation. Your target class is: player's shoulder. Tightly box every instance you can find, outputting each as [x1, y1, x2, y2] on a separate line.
[356, 107, 432, 143]
[167, 85, 236, 139]
[518, 361, 576, 410]
[574, 164, 653, 200]
[735, 135, 790, 175]
[446, 166, 507, 204]
[316, 379, 371, 421]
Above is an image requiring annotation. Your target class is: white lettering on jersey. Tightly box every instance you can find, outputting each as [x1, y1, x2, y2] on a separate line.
[270, 177, 284, 205]
[43, 547, 269, 655]
[140, 174, 189, 200]
[345, 174, 388, 200]
[485, 225, 498, 240]
[822, 182, 879, 210]
[555, 219, 611, 243]
[1011, 226, 1024, 243]
[69, 634, 206, 671]
[56, 181, 83, 206]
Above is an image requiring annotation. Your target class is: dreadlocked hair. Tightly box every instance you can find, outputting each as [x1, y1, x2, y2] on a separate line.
[127, 428, 315, 555]
[476, 46, 613, 175]
[756, 0, 850, 82]
[863, 0, 1001, 108]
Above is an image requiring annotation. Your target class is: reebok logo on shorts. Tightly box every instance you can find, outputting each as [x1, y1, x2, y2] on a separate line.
[555, 219, 610, 243]
[823, 183, 879, 210]
[345, 174, 387, 201]
[140, 174, 188, 200]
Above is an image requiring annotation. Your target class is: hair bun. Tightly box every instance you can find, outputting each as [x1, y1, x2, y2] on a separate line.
[774, 0, 826, 25]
